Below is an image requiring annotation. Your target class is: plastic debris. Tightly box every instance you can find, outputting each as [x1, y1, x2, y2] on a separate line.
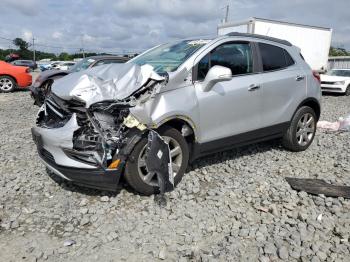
[286, 177, 350, 198]
[63, 240, 76, 247]
[317, 114, 350, 132]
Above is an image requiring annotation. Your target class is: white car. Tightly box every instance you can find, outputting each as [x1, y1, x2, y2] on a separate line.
[321, 69, 350, 96]
[52, 62, 76, 71]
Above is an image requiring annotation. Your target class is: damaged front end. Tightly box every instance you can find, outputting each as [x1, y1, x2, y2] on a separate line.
[32, 63, 172, 191]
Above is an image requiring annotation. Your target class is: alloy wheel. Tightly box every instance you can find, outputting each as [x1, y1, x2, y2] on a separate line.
[0, 77, 14, 91]
[296, 113, 315, 146]
[137, 136, 183, 187]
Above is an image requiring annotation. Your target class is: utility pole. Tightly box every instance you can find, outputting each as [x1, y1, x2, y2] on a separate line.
[32, 36, 36, 61]
[80, 35, 85, 58]
[224, 4, 229, 23]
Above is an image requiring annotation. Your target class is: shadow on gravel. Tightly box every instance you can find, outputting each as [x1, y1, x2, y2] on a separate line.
[322, 92, 345, 97]
[14, 88, 30, 93]
[188, 139, 284, 171]
[46, 139, 285, 196]
[46, 167, 141, 197]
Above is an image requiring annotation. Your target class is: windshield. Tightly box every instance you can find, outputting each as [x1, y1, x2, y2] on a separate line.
[131, 39, 210, 73]
[69, 58, 96, 72]
[327, 70, 350, 77]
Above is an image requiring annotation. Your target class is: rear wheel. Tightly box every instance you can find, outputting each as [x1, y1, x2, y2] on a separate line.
[282, 106, 317, 152]
[0, 76, 16, 93]
[124, 126, 189, 195]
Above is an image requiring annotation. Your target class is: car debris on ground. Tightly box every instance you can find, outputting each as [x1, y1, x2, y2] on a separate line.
[317, 114, 350, 131]
[286, 177, 350, 198]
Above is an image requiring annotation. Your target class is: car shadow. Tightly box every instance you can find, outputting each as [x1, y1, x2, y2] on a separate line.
[14, 87, 30, 93]
[187, 139, 284, 171]
[46, 139, 286, 197]
[322, 92, 344, 97]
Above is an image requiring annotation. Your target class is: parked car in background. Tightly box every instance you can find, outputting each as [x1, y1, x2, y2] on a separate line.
[31, 33, 321, 195]
[30, 55, 129, 105]
[0, 61, 32, 92]
[52, 61, 76, 71]
[321, 69, 350, 96]
[11, 60, 38, 70]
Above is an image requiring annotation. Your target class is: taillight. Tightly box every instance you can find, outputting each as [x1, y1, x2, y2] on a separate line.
[25, 68, 30, 73]
[312, 71, 320, 83]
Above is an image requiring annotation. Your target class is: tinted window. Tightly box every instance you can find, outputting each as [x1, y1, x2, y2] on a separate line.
[284, 50, 294, 67]
[259, 43, 294, 71]
[197, 42, 253, 81]
[95, 59, 124, 66]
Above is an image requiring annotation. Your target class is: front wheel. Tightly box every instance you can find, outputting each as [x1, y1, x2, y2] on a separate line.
[0, 76, 16, 93]
[345, 85, 350, 96]
[282, 106, 317, 152]
[124, 126, 189, 195]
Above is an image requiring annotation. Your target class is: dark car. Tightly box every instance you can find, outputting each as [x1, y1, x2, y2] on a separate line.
[30, 55, 129, 106]
[11, 60, 38, 70]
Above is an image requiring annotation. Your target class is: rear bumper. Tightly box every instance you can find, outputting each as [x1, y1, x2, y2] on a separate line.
[31, 121, 123, 191]
[17, 73, 32, 88]
[321, 84, 346, 93]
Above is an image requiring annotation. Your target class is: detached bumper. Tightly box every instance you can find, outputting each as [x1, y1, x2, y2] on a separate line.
[31, 123, 123, 191]
[29, 86, 44, 105]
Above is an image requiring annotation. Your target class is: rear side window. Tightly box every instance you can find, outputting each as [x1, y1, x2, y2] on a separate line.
[197, 42, 253, 81]
[259, 43, 294, 71]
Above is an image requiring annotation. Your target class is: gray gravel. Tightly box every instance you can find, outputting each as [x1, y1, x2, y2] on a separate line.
[0, 91, 349, 261]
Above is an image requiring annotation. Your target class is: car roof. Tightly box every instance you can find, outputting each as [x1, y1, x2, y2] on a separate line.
[225, 32, 292, 46]
[16, 60, 33, 62]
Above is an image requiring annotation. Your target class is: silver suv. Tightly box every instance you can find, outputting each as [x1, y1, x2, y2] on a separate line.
[32, 33, 321, 195]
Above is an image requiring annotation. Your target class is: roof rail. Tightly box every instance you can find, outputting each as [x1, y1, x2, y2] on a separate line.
[226, 32, 292, 47]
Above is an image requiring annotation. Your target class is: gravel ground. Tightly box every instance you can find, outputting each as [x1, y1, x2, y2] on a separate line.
[0, 90, 349, 262]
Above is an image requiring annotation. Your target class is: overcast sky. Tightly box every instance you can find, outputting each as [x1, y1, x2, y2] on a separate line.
[0, 0, 349, 54]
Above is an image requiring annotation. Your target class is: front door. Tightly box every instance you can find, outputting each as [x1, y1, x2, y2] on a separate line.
[193, 42, 263, 144]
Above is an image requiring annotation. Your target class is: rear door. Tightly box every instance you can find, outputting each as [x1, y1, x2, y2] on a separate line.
[257, 42, 306, 127]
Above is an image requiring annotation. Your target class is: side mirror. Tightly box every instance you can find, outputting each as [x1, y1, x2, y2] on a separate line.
[202, 65, 232, 92]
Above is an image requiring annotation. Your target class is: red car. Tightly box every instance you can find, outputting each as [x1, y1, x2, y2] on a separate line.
[0, 61, 32, 92]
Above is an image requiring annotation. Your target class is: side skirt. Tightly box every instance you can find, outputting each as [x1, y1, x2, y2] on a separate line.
[190, 122, 289, 161]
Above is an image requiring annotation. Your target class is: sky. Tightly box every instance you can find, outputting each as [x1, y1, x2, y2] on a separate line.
[0, 0, 349, 55]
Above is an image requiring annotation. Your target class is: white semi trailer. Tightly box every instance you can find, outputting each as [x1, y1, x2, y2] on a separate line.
[218, 17, 332, 72]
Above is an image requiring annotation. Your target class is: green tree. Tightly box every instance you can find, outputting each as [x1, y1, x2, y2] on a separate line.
[58, 52, 71, 61]
[13, 38, 29, 51]
[329, 46, 350, 57]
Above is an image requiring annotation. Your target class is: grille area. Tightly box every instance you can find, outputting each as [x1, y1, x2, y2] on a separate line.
[321, 81, 335, 85]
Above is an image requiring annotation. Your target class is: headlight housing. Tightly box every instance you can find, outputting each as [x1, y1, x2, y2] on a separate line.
[334, 81, 345, 85]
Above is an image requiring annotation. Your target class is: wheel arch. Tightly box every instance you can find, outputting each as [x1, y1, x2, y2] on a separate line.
[0, 74, 18, 84]
[155, 116, 198, 144]
[294, 98, 321, 121]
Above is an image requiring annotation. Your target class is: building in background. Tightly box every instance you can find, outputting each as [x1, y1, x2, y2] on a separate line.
[328, 56, 350, 70]
[218, 17, 332, 72]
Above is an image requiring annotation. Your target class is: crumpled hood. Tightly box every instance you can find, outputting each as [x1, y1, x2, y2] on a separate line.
[51, 63, 165, 107]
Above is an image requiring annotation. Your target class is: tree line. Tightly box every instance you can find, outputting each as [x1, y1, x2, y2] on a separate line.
[0, 37, 349, 61]
[0, 38, 133, 61]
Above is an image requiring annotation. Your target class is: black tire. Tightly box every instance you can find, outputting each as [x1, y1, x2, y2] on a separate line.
[345, 85, 350, 96]
[124, 126, 189, 195]
[282, 106, 317, 152]
[0, 75, 16, 93]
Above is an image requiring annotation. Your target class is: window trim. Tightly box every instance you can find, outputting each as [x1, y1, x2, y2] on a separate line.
[256, 42, 296, 73]
[192, 41, 260, 82]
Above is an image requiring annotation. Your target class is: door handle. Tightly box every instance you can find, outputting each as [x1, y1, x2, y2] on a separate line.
[248, 84, 260, 91]
[296, 75, 305, 81]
